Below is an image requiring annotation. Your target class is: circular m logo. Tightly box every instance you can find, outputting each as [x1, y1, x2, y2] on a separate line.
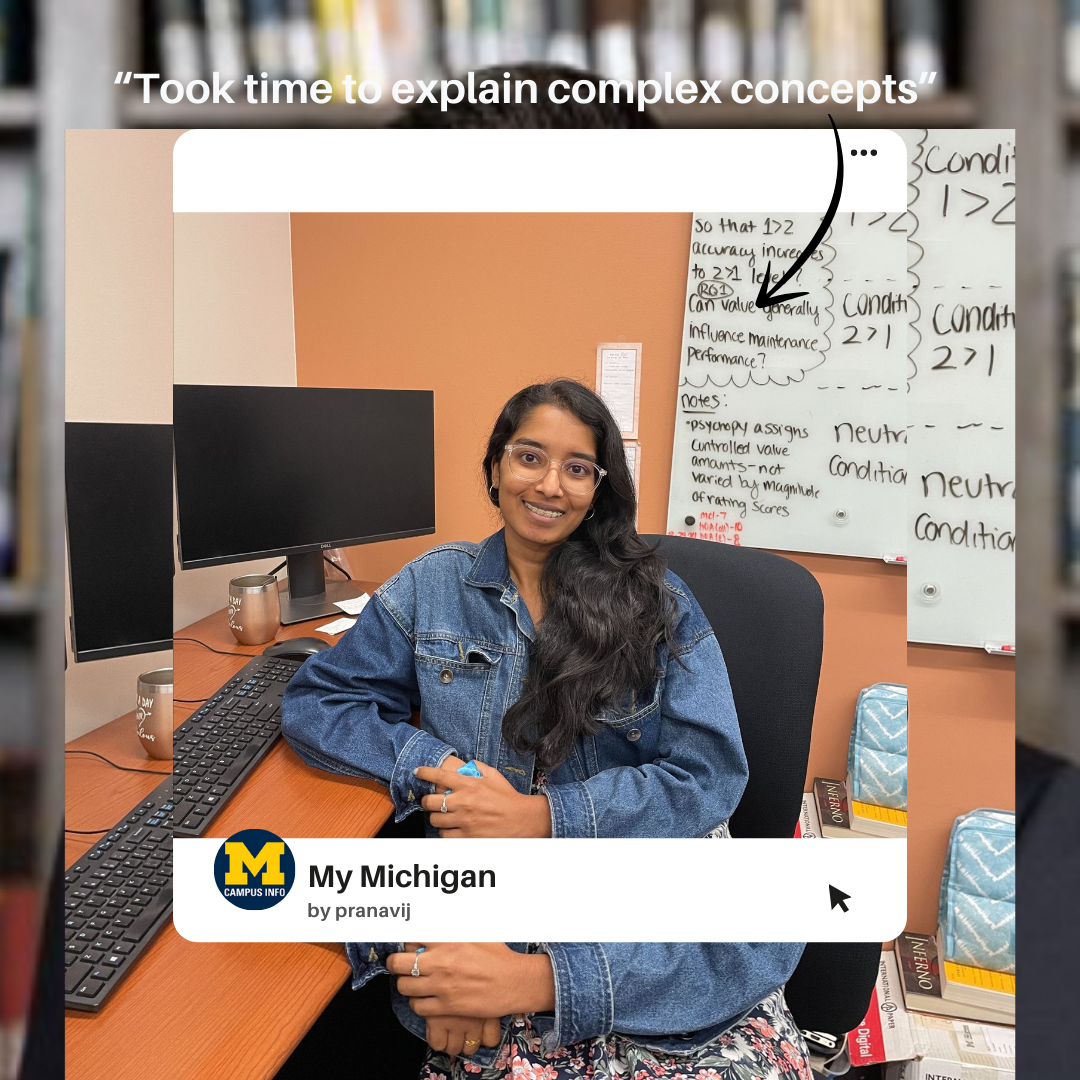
[214, 828, 296, 910]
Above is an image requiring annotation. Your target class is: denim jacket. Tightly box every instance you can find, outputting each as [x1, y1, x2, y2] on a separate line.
[280, 531, 801, 1058]
[281, 529, 749, 838]
[343, 941, 806, 1064]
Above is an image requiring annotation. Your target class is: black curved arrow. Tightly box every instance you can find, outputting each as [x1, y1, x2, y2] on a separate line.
[755, 115, 844, 309]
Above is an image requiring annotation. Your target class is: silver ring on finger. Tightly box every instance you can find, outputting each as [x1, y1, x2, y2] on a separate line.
[440, 789, 451, 814]
[411, 946, 426, 977]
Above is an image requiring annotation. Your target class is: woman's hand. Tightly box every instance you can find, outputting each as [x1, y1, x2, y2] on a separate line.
[414, 760, 552, 838]
[388, 942, 556, 1018]
[424, 1015, 502, 1059]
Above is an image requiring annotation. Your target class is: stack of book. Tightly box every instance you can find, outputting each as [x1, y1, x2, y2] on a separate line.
[142, 0, 958, 88]
[885, 1012, 1014, 1080]
[895, 931, 1015, 1026]
[851, 949, 1014, 1079]
[794, 789, 820, 837]
[812, 776, 907, 839]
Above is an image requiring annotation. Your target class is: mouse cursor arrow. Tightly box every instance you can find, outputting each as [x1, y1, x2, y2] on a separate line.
[755, 114, 845, 310]
[829, 885, 851, 913]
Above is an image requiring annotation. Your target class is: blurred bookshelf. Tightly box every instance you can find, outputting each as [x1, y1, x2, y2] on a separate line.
[0, 0, 42, 1070]
[0, 0, 54, 1075]
[118, 0, 974, 125]
[73, 3, 1063, 759]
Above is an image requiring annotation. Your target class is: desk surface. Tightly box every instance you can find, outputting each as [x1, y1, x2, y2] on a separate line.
[65, 585, 392, 1080]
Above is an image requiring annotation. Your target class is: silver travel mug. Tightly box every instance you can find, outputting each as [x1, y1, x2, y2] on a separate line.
[229, 574, 281, 645]
[136, 668, 173, 760]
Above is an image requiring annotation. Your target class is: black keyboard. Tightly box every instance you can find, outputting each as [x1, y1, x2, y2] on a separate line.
[172, 654, 302, 837]
[64, 777, 173, 1011]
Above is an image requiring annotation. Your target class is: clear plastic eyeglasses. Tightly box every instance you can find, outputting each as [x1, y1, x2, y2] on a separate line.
[504, 444, 607, 494]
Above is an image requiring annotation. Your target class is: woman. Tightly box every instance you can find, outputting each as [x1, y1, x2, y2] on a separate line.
[281, 380, 808, 1078]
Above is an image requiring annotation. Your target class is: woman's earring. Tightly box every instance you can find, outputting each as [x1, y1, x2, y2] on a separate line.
[488, 484, 499, 503]
[584, 506, 595, 520]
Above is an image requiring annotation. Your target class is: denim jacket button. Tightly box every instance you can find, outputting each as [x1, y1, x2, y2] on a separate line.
[439, 668, 454, 684]
[627, 728, 641, 741]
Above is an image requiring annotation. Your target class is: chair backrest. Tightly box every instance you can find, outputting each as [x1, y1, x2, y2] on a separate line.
[645, 535, 879, 1038]
[644, 534, 822, 839]
[783, 941, 883, 1036]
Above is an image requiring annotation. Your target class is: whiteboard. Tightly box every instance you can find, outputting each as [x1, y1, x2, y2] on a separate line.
[666, 211, 908, 558]
[901, 130, 1015, 649]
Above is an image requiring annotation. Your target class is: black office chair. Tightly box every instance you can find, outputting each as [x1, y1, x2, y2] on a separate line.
[644, 534, 880, 1037]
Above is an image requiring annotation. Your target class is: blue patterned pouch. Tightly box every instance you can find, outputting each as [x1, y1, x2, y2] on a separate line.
[938, 809, 1016, 974]
[846, 682, 908, 811]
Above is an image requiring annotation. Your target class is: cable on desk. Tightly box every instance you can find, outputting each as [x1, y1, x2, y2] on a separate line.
[65, 827, 110, 835]
[173, 636, 262, 657]
[252, 555, 352, 580]
[64, 749, 170, 775]
[325, 554, 352, 580]
[175, 697, 208, 704]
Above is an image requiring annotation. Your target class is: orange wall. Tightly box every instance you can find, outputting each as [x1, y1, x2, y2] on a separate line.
[907, 646, 1015, 931]
[289, 213, 1014, 932]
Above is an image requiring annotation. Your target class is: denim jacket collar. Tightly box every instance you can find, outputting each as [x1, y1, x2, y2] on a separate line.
[465, 529, 513, 590]
[465, 528, 535, 641]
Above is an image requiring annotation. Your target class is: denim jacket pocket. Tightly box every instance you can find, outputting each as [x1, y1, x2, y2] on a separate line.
[593, 677, 664, 760]
[414, 635, 503, 746]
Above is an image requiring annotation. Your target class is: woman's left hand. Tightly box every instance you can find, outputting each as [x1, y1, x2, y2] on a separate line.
[388, 942, 556, 1018]
[424, 1014, 503, 1059]
[415, 760, 552, 838]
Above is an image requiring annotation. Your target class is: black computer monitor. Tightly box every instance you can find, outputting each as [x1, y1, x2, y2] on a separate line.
[65, 423, 174, 662]
[172, 385, 435, 623]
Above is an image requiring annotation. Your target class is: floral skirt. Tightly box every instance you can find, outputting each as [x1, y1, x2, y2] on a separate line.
[418, 987, 812, 1080]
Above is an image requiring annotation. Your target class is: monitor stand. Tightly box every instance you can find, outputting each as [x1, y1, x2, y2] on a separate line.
[279, 549, 363, 625]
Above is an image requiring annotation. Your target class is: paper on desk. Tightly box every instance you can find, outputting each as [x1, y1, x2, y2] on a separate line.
[316, 616, 357, 635]
[334, 593, 370, 616]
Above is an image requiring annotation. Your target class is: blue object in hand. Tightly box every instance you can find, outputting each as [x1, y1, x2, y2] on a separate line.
[457, 760, 483, 777]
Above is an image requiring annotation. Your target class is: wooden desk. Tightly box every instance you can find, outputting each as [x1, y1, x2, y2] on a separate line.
[65, 585, 393, 1080]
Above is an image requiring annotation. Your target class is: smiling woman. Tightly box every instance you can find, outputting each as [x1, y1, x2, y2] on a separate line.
[279, 379, 808, 1079]
[282, 378, 750, 839]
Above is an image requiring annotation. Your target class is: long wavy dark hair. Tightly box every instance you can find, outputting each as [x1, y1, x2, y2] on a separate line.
[483, 380, 678, 768]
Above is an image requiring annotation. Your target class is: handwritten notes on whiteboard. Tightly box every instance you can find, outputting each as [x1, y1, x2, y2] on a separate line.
[666, 212, 908, 559]
[903, 130, 1015, 649]
[664, 132, 1015, 649]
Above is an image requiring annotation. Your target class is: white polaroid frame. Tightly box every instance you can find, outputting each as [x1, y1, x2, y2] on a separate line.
[172, 128, 909, 944]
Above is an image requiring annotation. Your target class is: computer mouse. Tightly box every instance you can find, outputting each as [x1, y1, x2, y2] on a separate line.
[262, 636, 332, 661]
